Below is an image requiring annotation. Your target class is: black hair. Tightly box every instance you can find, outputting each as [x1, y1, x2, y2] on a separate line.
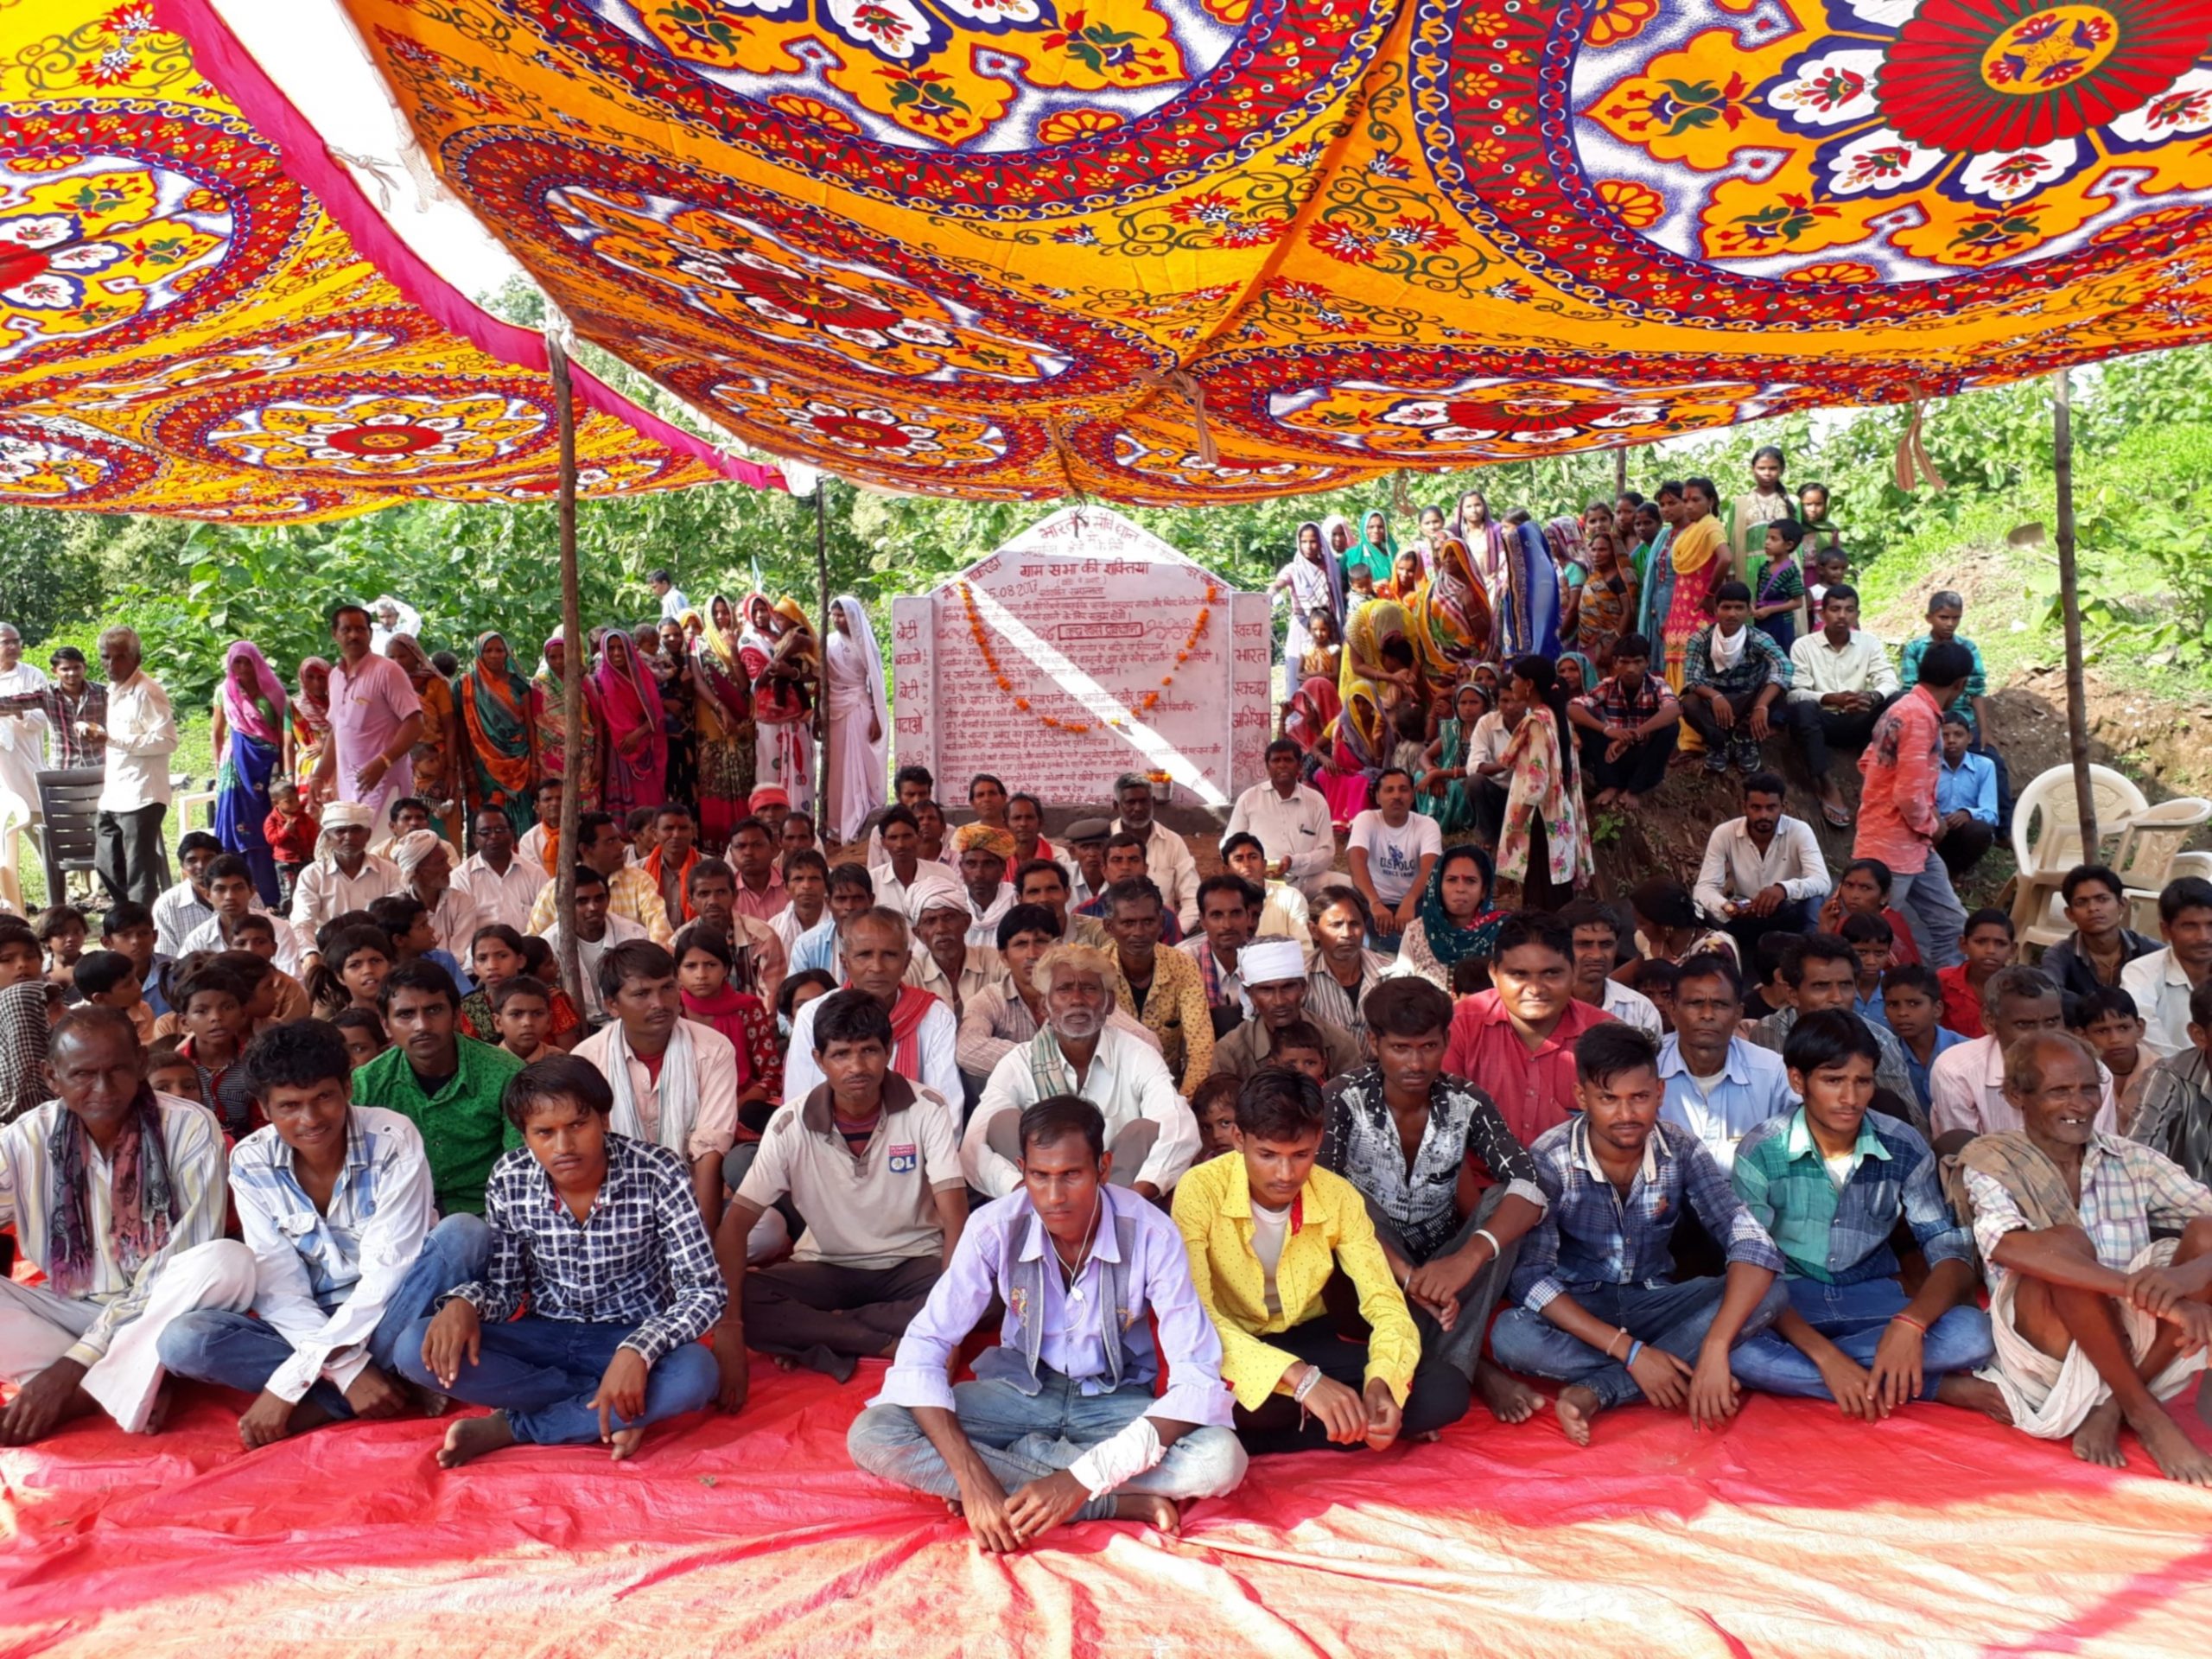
[331, 1007, 389, 1048]
[893, 764, 934, 792]
[1781, 933, 1858, 987]
[1674, 950, 1742, 1001]
[1574, 1022, 1660, 1089]
[1753, 929, 1796, 985]
[1019, 1094, 1105, 1162]
[534, 776, 563, 802]
[378, 957, 460, 1012]
[177, 830, 224, 861]
[626, 806, 658, 837]
[210, 949, 274, 992]
[230, 913, 276, 943]
[366, 894, 427, 944]
[489, 976, 550, 1013]
[1743, 770, 1787, 801]
[1682, 475, 1719, 508]
[996, 902, 1063, 950]
[1554, 896, 1620, 944]
[785, 848, 829, 880]
[575, 810, 617, 847]
[597, 939, 675, 1002]
[1964, 906, 2016, 939]
[72, 950, 137, 1001]
[1272, 1019, 1328, 1059]
[1313, 881, 1375, 940]
[1841, 857, 1894, 899]
[570, 862, 610, 896]
[1102, 876, 1165, 917]
[1007, 791, 1043, 817]
[729, 816, 772, 846]
[1192, 1073, 1242, 1116]
[1014, 856, 1071, 893]
[1450, 956, 1492, 996]
[1712, 580, 1752, 607]
[877, 804, 919, 836]
[327, 601, 372, 630]
[1363, 976, 1454, 1040]
[1264, 737, 1300, 761]
[1196, 872, 1260, 914]
[1234, 1065, 1326, 1140]
[778, 968, 838, 1021]
[34, 905, 86, 943]
[1629, 876, 1699, 931]
[101, 899, 154, 937]
[968, 772, 1006, 799]
[672, 922, 735, 971]
[2160, 875, 2212, 924]
[1782, 1007, 1881, 1076]
[2067, 986, 2141, 1028]
[1821, 582, 1859, 609]
[1751, 444, 1785, 468]
[1767, 518, 1805, 550]
[1104, 830, 1149, 858]
[688, 855, 735, 893]
[48, 645, 86, 666]
[812, 987, 896, 1052]
[467, 924, 524, 963]
[2047, 858, 2114, 908]
[1880, 963, 1943, 1002]
[389, 795, 431, 825]
[502, 1053, 613, 1129]
[1940, 709, 1974, 732]
[820, 862, 874, 900]
[1916, 639, 1974, 690]
[245, 1019, 353, 1098]
[1611, 632, 1653, 663]
[175, 964, 248, 1011]
[1508, 654, 1578, 789]
[1840, 911, 1893, 946]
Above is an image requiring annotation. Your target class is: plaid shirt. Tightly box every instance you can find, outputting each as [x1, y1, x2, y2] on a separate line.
[1322, 1067, 1547, 1260]
[2131, 1048, 2212, 1185]
[1681, 624, 1791, 699]
[39, 682, 108, 770]
[454, 1134, 728, 1364]
[1732, 1108, 1969, 1284]
[1575, 672, 1673, 730]
[1510, 1116, 1783, 1312]
[1965, 1134, 2212, 1287]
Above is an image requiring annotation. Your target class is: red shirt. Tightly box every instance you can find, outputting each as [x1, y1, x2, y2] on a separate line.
[263, 807, 321, 864]
[1442, 989, 1617, 1152]
[1937, 962, 1986, 1038]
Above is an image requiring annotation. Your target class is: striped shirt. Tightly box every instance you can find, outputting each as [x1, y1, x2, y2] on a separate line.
[1965, 1135, 2212, 1287]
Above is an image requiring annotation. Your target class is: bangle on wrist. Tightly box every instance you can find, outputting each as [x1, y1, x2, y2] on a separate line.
[1473, 1227, 1502, 1262]
[1605, 1327, 1630, 1360]
[1624, 1339, 1645, 1369]
[1890, 1313, 1928, 1335]
[1291, 1364, 1323, 1403]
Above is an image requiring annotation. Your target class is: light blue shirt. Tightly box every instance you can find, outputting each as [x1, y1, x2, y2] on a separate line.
[790, 916, 840, 979]
[1657, 1035, 1799, 1170]
[1936, 750, 1998, 826]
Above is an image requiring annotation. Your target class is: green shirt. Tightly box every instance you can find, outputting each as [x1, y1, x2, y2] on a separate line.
[353, 1036, 524, 1217]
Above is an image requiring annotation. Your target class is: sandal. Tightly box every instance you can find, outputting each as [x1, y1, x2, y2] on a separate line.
[1821, 800, 1853, 830]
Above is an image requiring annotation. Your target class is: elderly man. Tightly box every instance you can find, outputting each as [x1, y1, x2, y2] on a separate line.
[1224, 740, 1334, 895]
[905, 881, 1006, 1023]
[287, 802, 404, 962]
[0, 1009, 251, 1443]
[1062, 817, 1112, 909]
[454, 805, 544, 937]
[1110, 773, 1200, 934]
[953, 823, 1018, 949]
[782, 906, 960, 1112]
[526, 810, 674, 945]
[315, 602, 423, 823]
[1929, 965, 2120, 1154]
[964, 942, 1200, 1200]
[1960, 1031, 2212, 1482]
[389, 830, 482, 965]
[82, 627, 178, 906]
[955, 905, 1160, 1077]
[1103, 876, 1213, 1096]
[1211, 938, 1362, 1081]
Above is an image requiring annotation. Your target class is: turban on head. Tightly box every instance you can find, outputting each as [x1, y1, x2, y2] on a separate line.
[906, 880, 971, 925]
[321, 801, 374, 831]
[392, 830, 446, 877]
[954, 823, 1016, 861]
[1238, 938, 1306, 987]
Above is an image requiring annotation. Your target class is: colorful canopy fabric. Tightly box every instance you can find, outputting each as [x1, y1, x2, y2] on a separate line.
[0, 1, 778, 524]
[234, 0, 2212, 503]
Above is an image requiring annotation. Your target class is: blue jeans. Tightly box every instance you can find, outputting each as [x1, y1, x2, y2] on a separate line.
[391, 1312, 717, 1446]
[1889, 857, 1967, 969]
[1490, 1276, 1789, 1409]
[849, 1370, 1248, 1522]
[157, 1214, 491, 1419]
[1728, 1277, 1994, 1402]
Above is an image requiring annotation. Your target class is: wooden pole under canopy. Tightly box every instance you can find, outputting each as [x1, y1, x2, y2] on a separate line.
[816, 480, 832, 833]
[548, 331, 585, 1013]
[2052, 366, 2099, 856]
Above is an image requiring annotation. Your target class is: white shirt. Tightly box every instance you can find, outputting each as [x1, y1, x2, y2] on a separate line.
[1224, 781, 1335, 887]
[868, 859, 963, 918]
[1693, 814, 1832, 922]
[288, 853, 404, 957]
[98, 669, 178, 812]
[454, 850, 545, 938]
[963, 1025, 1200, 1198]
[151, 879, 213, 957]
[515, 823, 556, 880]
[658, 587, 691, 622]
[772, 900, 825, 958]
[1788, 630, 1901, 703]
[418, 882, 483, 966]
[541, 913, 648, 1020]
[180, 910, 302, 976]
[1464, 709, 1515, 770]
[781, 991, 960, 1117]
[1346, 809, 1441, 908]
[2120, 947, 2204, 1061]
[1255, 880, 1313, 946]
[1600, 976, 1663, 1037]
[1929, 1033, 2120, 1139]
[1110, 817, 1201, 933]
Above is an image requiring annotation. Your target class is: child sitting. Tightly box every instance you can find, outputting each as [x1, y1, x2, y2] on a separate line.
[331, 1006, 391, 1070]
[489, 976, 559, 1067]
[2070, 986, 2155, 1134]
[146, 1036, 209, 1109]
[1938, 908, 2015, 1039]
[35, 906, 87, 1004]
[72, 949, 151, 1046]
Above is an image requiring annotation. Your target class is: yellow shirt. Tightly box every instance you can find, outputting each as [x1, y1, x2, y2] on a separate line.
[1171, 1151, 1420, 1411]
[1110, 944, 1214, 1098]
[526, 862, 673, 946]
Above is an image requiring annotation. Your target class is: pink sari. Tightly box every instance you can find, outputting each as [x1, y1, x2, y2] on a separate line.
[593, 628, 667, 817]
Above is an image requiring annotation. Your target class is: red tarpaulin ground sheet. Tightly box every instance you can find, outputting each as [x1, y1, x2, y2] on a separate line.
[7, 1363, 2212, 1656]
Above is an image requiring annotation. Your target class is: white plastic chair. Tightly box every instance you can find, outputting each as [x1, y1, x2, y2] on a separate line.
[2009, 764, 2149, 948]
[2121, 826, 2212, 934]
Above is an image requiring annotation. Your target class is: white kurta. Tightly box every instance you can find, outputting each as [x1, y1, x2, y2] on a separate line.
[824, 599, 888, 844]
[0, 662, 51, 835]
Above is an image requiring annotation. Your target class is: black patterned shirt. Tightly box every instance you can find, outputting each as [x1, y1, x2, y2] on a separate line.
[1321, 1067, 1548, 1261]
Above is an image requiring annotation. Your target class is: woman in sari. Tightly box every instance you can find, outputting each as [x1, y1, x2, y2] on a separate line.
[1393, 845, 1509, 990]
[1319, 677, 1387, 830]
[292, 657, 331, 799]
[1321, 514, 1357, 575]
[690, 597, 755, 850]
[1450, 490, 1520, 651]
[824, 594, 889, 845]
[1576, 522, 1637, 667]
[593, 626, 668, 821]
[1542, 517, 1588, 648]
[1412, 531, 1493, 692]
[1379, 546, 1428, 604]
[211, 641, 288, 906]
[1348, 508, 1397, 588]
[534, 628, 601, 810]
[1271, 520, 1342, 703]
[1420, 680, 1491, 834]
[1339, 597, 1423, 713]
[1556, 651, 1596, 701]
[741, 593, 817, 815]
[655, 619, 698, 810]
[453, 632, 537, 839]
[1632, 480, 1685, 648]
[1660, 475, 1731, 692]
[385, 634, 461, 844]
[1497, 654, 1592, 909]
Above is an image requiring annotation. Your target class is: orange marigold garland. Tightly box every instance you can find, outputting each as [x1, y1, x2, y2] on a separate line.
[958, 582, 1218, 734]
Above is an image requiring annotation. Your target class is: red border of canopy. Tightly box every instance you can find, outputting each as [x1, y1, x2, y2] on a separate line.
[154, 0, 788, 496]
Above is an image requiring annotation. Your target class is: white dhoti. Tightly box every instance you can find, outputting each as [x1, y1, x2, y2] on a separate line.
[1981, 1238, 2209, 1439]
[0, 1238, 257, 1433]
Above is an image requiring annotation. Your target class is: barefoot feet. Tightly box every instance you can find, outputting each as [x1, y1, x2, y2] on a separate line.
[1933, 1374, 2012, 1426]
[1474, 1361, 1543, 1426]
[1111, 1493, 1181, 1535]
[437, 1411, 516, 1469]
[1556, 1383, 1605, 1448]
[2071, 1399, 2124, 1469]
[2125, 1402, 2212, 1486]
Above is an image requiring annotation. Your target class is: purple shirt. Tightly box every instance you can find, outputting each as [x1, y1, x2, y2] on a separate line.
[329, 652, 421, 819]
[872, 1184, 1232, 1427]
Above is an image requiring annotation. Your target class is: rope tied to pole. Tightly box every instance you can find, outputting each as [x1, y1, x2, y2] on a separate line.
[1893, 391, 1948, 494]
[1132, 368, 1218, 467]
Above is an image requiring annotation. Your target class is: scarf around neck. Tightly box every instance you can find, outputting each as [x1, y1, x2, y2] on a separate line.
[48, 1084, 177, 1298]
[603, 1019, 699, 1156]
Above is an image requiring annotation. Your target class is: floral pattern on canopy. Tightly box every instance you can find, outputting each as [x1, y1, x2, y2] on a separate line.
[1, 1, 777, 524]
[164, 0, 2212, 502]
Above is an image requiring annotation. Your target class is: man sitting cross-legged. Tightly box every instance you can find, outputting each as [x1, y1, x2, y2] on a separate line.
[1958, 1030, 2212, 1483]
[397, 1055, 726, 1466]
[715, 990, 967, 1386]
[1320, 977, 1549, 1426]
[156, 1020, 493, 1446]
[1173, 1067, 1472, 1453]
[849, 1096, 1247, 1549]
[964, 944, 1199, 1201]
[0, 1008, 251, 1443]
[1489, 1023, 1788, 1446]
[1726, 1010, 2004, 1422]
